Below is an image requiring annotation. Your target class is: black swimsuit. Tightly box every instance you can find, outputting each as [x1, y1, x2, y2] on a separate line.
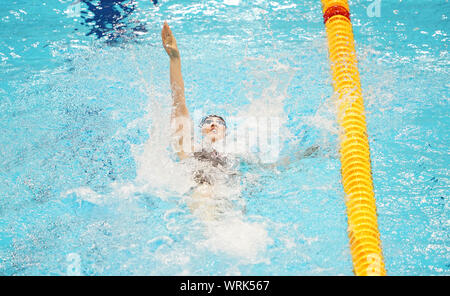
[183, 148, 245, 215]
[192, 149, 230, 185]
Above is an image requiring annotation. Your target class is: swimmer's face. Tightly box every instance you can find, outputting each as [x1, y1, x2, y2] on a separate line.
[200, 116, 226, 143]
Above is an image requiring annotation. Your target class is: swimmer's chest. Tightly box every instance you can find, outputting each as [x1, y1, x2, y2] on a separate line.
[190, 150, 239, 185]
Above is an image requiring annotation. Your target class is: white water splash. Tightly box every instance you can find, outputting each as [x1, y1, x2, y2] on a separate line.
[200, 216, 273, 263]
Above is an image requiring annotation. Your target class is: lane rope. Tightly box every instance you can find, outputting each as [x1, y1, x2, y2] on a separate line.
[321, 0, 386, 276]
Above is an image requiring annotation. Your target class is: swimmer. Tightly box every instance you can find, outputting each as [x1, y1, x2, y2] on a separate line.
[161, 22, 321, 220]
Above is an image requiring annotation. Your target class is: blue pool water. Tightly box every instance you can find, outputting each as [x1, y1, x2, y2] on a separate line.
[0, 0, 448, 275]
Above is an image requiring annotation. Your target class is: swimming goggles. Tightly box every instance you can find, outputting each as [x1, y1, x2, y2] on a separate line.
[202, 118, 226, 127]
[199, 115, 227, 128]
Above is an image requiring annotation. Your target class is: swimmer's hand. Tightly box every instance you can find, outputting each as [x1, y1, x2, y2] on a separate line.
[297, 144, 320, 158]
[161, 21, 180, 59]
[259, 144, 322, 170]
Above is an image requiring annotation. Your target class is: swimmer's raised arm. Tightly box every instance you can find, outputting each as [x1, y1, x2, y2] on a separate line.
[162, 21, 185, 115]
[162, 21, 192, 159]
